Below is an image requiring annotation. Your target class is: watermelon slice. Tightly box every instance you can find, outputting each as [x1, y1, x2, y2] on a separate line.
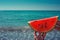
[28, 16, 58, 32]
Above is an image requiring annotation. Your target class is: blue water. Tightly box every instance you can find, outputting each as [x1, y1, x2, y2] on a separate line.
[0, 10, 60, 40]
[0, 10, 60, 28]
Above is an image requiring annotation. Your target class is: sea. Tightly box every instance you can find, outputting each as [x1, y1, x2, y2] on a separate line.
[0, 10, 60, 40]
[0, 10, 60, 28]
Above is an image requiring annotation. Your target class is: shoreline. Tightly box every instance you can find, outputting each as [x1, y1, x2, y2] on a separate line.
[0, 27, 33, 32]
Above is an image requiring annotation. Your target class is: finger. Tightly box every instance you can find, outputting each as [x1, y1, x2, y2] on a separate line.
[34, 31, 37, 36]
[55, 25, 60, 30]
[55, 25, 60, 27]
[56, 20, 60, 26]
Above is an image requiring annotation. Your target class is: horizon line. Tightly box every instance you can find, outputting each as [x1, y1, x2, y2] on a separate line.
[0, 10, 60, 11]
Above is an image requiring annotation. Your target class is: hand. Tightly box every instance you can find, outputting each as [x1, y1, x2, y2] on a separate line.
[55, 20, 60, 30]
[34, 31, 46, 40]
[34, 31, 38, 40]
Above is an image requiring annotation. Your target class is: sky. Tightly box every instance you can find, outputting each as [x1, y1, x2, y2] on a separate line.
[0, 0, 60, 10]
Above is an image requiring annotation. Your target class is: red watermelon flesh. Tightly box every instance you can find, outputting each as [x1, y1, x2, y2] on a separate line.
[28, 16, 58, 32]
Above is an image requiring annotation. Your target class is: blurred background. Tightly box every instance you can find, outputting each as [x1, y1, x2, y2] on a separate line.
[0, 0, 60, 40]
[0, 11, 60, 40]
